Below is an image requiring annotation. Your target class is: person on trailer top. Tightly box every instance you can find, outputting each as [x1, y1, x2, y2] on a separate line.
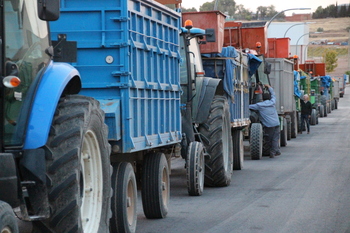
[249, 84, 281, 158]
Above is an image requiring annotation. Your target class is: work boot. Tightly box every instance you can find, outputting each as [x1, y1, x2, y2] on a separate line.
[270, 154, 275, 158]
[276, 151, 281, 156]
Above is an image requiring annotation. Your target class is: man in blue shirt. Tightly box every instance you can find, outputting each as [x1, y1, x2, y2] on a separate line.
[249, 84, 281, 158]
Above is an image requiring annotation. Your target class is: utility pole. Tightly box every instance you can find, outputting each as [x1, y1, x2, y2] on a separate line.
[348, 30, 350, 73]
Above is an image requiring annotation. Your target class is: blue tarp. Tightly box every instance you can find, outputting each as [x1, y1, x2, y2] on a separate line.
[320, 75, 333, 98]
[203, 46, 262, 101]
[202, 46, 254, 122]
[320, 75, 332, 88]
[202, 46, 238, 101]
[247, 53, 262, 77]
[294, 70, 302, 98]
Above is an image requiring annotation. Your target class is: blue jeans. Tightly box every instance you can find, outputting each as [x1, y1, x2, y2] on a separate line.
[301, 114, 310, 132]
[264, 126, 280, 155]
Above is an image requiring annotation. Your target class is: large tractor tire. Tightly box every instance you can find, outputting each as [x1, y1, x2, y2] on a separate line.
[0, 201, 18, 233]
[142, 152, 170, 219]
[110, 162, 137, 233]
[310, 109, 317, 125]
[232, 130, 244, 170]
[280, 118, 287, 147]
[32, 95, 112, 233]
[250, 123, 263, 160]
[198, 96, 233, 187]
[186, 141, 205, 196]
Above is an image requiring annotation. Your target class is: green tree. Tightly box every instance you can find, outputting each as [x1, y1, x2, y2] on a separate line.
[312, 6, 325, 19]
[339, 5, 347, 17]
[199, 1, 215, 11]
[199, 0, 236, 17]
[323, 50, 338, 72]
[256, 6, 268, 19]
[181, 7, 198, 12]
[235, 4, 253, 20]
[265, 5, 280, 18]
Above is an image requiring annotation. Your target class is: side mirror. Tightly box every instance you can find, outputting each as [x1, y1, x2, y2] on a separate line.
[5, 61, 19, 77]
[37, 0, 60, 21]
[205, 28, 216, 43]
[264, 62, 271, 75]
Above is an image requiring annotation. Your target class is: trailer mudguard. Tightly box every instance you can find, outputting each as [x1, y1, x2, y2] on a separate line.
[23, 61, 81, 149]
[195, 77, 221, 123]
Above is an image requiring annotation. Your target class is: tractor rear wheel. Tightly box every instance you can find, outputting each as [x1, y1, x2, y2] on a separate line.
[198, 96, 233, 187]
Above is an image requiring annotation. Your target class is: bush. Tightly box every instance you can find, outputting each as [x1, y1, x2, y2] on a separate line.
[317, 27, 324, 32]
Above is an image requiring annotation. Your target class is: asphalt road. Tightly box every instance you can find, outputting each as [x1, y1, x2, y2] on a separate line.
[136, 92, 350, 233]
[17, 91, 350, 233]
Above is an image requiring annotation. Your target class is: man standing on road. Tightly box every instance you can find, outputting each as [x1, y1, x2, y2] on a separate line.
[249, 84, 281, 158]
[300, 94, 312, 134]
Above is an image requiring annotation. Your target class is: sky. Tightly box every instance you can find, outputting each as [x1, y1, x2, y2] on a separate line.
[181, 0, 350, 15]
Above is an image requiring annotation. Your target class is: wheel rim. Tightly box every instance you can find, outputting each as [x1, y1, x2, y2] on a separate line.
[161, 165, 169, 207]
[81, 130, 103, 233]
[222, 114, 229, 170]
[127, 177, 136, 226]
[1, 227, 12, 233]
[199, 148, 205, 189]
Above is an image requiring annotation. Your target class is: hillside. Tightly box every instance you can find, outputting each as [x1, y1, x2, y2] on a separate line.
[305, 17, 349, 77]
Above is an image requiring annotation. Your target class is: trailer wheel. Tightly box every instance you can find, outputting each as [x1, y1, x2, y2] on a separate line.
[232, 130, 244, 170]
[310, 109, 317, 125]
[291, 112, 298, 138]
[280, 118, 287, 147]
[335, 99, 338, 109]
[0, 201, 18, 233]
[319, 105, 324, 117]
[32, 95, 111, 233]
[250, 123, 263, 160]
[286, 116, 292, 141]
[331, 99, 335, 110]
[198, 96, 233, 187]
[110, 162, 137, 233]
[186, 141, 205, 196]
[142, 153, 169, 219]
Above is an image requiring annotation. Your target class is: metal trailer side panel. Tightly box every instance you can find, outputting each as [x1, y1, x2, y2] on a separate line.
[202, 54, 250, 128]
[310, 78, 321, 105]
[333, 80, 340, 98]
[50, 0, 182, 153]
[266, 58, 295, 114]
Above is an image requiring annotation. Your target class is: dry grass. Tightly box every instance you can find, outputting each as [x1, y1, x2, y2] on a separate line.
[305, 17, 350, 76]
[306, 17, 350, 42]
